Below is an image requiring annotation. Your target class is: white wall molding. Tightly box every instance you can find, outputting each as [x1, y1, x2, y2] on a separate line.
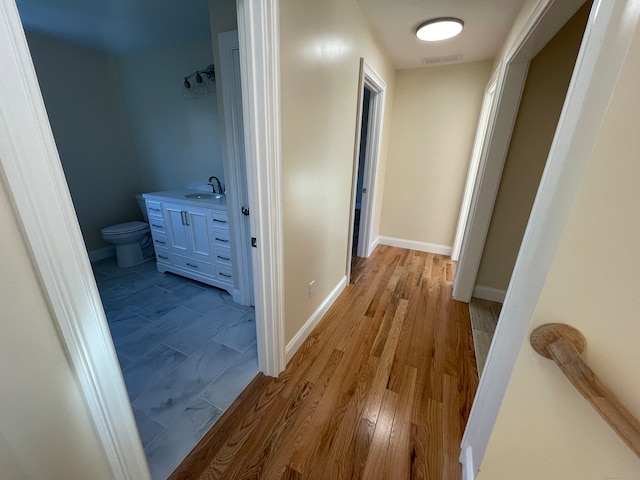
[472, 285, 506, 303]
[461, 446, 474, 480]
[367, 235, 380, 256]
[285, 276, 347, 363]
[0, 2, 149, 478]
[237, 0, 285, 376]
[88, 246, 116, 263]
[378, 236, 452, 256]
[460, 1, 640, 477]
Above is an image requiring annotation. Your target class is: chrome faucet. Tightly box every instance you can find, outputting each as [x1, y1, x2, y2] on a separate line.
[208, 176, 223, 194]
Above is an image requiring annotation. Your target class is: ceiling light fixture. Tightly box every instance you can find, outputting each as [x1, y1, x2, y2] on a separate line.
[416, 18, 464, 42]
[182, 64, 216, 99]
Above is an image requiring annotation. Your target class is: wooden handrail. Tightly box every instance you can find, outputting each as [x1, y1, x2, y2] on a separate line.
[530, 323, 640, 458]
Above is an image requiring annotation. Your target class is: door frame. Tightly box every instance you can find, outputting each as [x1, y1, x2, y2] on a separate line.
[218, 29, 255, 308]
[459, 0, 639, 478]
[452, 0, 588, 302]
[347, 59, 386, 278]
[450, 75, 498, 262]
[0, 1, 282, 479]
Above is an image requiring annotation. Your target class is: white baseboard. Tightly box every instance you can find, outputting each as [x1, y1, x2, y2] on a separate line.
[377, 236, 453, 256]
[285, 275, 348, 363]
[367, 236, 380, 256]
[232, 289, 241, 305]
[461, 446, 475, 480]
[88, 246, 116, 263]
[473, 285, 506, 303]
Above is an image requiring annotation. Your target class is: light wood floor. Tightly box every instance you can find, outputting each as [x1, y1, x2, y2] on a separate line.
[169, 246, 479, 480]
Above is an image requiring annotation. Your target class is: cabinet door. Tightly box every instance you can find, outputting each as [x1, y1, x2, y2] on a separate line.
[186, 208, 212, 260]
[165, 205, 189, 254]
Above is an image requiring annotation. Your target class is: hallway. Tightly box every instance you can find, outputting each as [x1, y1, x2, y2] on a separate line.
[170, 245, 479, 479]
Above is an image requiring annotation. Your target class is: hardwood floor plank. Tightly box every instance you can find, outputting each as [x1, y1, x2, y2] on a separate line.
[362, 389, 399, 480]
[383, 364, 418, 480]
[168, 246, 478, 480]
[317, 355, 380, 480]
[426, 398, 444, 480]
[362, 299, 408, 425]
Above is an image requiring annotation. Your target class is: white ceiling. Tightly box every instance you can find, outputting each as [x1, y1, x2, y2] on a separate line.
[16, 0, 528, 66]
[355, 0, 529, 69]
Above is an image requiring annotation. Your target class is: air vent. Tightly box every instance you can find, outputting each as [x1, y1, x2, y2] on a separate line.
[421, 54, 462, 66]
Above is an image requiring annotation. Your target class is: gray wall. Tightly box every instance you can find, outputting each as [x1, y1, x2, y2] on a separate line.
[27, 32, 143, 251]
[27, 32, 225, 252]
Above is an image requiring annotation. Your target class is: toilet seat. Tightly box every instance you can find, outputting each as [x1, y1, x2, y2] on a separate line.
[101, 221, 149, 237]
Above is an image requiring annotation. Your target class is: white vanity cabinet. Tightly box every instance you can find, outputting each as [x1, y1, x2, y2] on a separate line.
[142, 191, 233, 295]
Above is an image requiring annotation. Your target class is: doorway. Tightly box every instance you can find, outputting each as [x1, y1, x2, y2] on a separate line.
[453, 1, 590, 302]
[352, 87, 372, 261]
[347, 60, 386, 282]
[1, 0, 282, 477]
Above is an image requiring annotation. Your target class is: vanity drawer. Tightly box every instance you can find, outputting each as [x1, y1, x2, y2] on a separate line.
[149, 217, 165, 232]
[155, 250, 171, 264]
[214, 247, 232, 266]
[216, 265, 234, 283]
[211, 230, 231, 246]
[152, 234, 169, 250]
[171, 254, 215, 276]
[210, 211, 229, 227]
[146, 201, 163, 217]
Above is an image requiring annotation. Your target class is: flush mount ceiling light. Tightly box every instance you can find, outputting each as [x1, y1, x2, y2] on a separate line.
[416, 17, 464, 42]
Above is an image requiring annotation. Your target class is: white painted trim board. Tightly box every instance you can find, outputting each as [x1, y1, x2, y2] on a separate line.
[472, 285, 506, 303]
[236, 0, 285, 376]
[88, 246, 116, 263]
[377, 236, 452, 256]
[285, 276, 348, 363]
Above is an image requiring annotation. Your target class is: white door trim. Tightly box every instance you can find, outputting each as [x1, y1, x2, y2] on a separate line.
[452, 0, 587, 302]
[236, 0, 285, 376]
[460, 0, 639, 477]
[218, 29, 254, 307]
[451, 75, 498, 262]
[347, 59, 386, 278]
[0, 1, 149, 478]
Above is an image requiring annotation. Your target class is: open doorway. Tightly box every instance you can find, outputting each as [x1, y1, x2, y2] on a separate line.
[348, 60, 386, 282]
[351, 87, 372, 263]
[462, 2, 592, 374]
[453, 0, 591, 303]
[12, 1, 261, 478]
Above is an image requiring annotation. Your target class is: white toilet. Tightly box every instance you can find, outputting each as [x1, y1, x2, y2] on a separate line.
[101, 195, 155, 268]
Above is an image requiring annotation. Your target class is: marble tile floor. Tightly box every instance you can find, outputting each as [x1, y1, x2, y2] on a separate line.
[92, 257, 259, 480]
[469, 297, 502, 376]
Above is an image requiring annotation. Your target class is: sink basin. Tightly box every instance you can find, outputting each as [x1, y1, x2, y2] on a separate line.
[185, 193, 224, 200]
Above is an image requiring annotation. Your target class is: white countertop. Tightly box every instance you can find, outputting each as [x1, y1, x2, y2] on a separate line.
[142, 189, 227, 208]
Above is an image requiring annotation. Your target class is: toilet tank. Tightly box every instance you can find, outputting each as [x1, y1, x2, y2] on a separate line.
[135, 194, 149, 222]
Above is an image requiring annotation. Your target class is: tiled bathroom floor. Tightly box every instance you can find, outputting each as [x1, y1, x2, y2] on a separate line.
[468, 297, 501, 375]
[92, 258, 258, 480]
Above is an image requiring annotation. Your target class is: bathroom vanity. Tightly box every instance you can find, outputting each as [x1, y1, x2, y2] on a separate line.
[142, 190, 234, 294]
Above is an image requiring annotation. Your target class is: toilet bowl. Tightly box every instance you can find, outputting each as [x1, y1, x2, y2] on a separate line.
[101, 195, 155, 268]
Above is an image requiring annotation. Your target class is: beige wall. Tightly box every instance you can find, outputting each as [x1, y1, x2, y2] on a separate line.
[475, 3, 589, 291]
[380, 61, 492, 247]
[279, 0, 395, 342]
[0, 180, 113, 479]
[478, 16, 640, 479]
